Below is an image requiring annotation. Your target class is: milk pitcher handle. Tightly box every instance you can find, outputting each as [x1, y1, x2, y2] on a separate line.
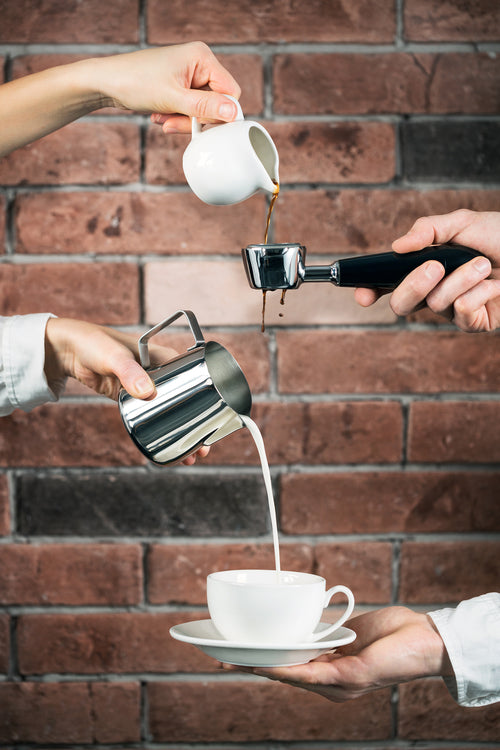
[191, 95, 244, 137]
[138, 309, 205, 368]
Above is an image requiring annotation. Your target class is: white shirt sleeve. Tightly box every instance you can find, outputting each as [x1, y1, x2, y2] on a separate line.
[0, 314, 66, 416]
[428, 593, 500, 707]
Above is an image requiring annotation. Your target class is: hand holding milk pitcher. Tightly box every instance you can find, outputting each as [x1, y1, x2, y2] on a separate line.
[182, 95, 279, 205]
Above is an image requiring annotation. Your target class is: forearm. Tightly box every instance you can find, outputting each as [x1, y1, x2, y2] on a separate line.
[0, 58, 108, 157]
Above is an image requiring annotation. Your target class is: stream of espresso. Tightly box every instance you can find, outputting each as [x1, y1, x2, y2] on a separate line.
[261, 182, 280, 332]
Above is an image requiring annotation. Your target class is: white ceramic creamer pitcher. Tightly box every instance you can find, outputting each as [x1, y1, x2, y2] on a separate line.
[182, 96, 279, 205]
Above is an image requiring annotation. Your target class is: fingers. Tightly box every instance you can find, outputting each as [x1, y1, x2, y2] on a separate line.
[392, 209, 476, 254]
[389, 260, 446, 316]
[451, 278, 500, 332]
[107, 353, 156, 400]
[354, 287, 380, 307]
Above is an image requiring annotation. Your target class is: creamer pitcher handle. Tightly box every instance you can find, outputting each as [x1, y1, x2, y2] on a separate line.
[138, 310, 205, 368]
[191, 94, 244, 137]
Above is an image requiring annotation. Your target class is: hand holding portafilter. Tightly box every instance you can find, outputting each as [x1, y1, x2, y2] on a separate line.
[242, 243, 483, 291]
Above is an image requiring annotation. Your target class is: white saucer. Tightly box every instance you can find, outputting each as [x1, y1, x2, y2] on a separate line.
[170, 619, 356, 667]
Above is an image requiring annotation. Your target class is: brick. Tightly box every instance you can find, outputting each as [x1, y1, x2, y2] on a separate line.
[404, 0, 500, 41]
[274, 53, 500, 115]
[273, 188, 500, 256]
[0, 262, 139, 324]
[147, 0, 395, 44]
[402, 121, 500, 183]
[277, 330, 500, 393]
[281, 471, 500, 535]
[0, 614, 9, 673]
[147, 543, 314, 604]
[0, 0, 139, 43]
[0, 681, 140, 743]
[399, 541, 500, 603]
[17, 612, 222, 674]
[399, 679, 500, 739]
[148, 680, 392, 742]
[0, 122, 140, 185]
[315, 542, 392, 604]
[16, 469, 271, 536]
[203, 402, 403, 465]
[409, 402, 500, 463]
[0, 405, 141, 468]
[0, 544, 142, 605]
[15, 191, 264, 255]
[144, 259, 395, 327]
[0, 474, 9, 535]
[0, 194, 5, 255]
[268, 121, 396, 184]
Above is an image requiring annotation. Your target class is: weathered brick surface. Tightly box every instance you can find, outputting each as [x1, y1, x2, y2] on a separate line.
[277, 330, 500, 393]
[17, 612, 219, 674]
[269, 122, 396, 184]
[0, 405, 142, 468]
[0, 195, 5, 255]
[147, 0, 396, 44]
[15, 191, 264, 255]
[0, 474, 9, 535]
[16, 470, 271, 536]
[202, 402, 403, 465]
[315, 542, 393, 604]
[281, 471, 500, 534]
[0, 681, 140, 742]
[148, 680, 393, 742]
[0, 263, 139, 323]
[409, 402, 500, 463]
[0, 544, 142, 605]
[399, 541, 500, 603]
[0, 0, 139, 43]
[0, 614, 9, 674]
[273, 188, 500, 256]
[148, 542, 315, 604]
[404, 0, 500, 41]
[275, 53, 500, 115]
[1, 3, 499, 749]
[399, 679, 500, 739]
[145, 259, 395, 327]
[0, 123, 140, 185]
[402, 121, 500, 183]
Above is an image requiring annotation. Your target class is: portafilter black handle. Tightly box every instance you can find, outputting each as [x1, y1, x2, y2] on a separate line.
[335, 244, 482, 288]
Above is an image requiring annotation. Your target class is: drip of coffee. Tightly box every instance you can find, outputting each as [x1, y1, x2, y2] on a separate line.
[261, 182, 280, 332]
[241, 414, 281, 572]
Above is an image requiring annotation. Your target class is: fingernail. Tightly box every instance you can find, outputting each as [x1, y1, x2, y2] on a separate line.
[218, 102, 235, 119]
[424, 261, 444, 280]
[473, 257, 490, 274]
[134, 376, 155, 397]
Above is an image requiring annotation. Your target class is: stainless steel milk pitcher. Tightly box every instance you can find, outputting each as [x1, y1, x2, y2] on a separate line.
[118, 310, 252, 465]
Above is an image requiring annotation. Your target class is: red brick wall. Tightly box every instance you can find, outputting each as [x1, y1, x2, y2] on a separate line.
[1, 0, 499, 745]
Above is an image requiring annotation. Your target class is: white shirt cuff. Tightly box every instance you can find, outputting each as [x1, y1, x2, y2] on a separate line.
[428, 593, 500, 707]
[0, 314, 66, 414]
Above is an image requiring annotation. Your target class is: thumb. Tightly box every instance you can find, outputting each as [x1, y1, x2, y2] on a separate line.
[172, 88, 239, 123]
[111, 356, 156, 400]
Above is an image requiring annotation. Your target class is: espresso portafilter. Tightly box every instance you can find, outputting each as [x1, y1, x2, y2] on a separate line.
[242, 243, 482, 291]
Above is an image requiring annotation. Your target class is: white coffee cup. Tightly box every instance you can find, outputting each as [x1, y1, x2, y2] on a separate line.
[207, 569, 355, 645]
[182, 96, 279, 205]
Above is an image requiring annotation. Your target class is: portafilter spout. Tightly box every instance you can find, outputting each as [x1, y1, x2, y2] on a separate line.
[242, 243, 482, 292]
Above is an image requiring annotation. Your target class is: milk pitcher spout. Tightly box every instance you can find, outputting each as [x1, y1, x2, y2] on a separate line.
[118, 310, 252, 465]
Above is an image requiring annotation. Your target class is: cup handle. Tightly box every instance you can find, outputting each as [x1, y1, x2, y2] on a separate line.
[308, 585, 355, 642]
[191, 94, 244, 137]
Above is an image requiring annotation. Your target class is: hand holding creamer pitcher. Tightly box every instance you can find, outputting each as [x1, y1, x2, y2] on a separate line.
[183, 96, 279, 205]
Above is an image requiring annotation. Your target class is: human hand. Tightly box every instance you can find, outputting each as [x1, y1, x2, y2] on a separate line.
[44, 318, 209, 465]
[92, 42, 241, 133]
[355, 210, 500, 332]
[224, 606, 451, 702]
